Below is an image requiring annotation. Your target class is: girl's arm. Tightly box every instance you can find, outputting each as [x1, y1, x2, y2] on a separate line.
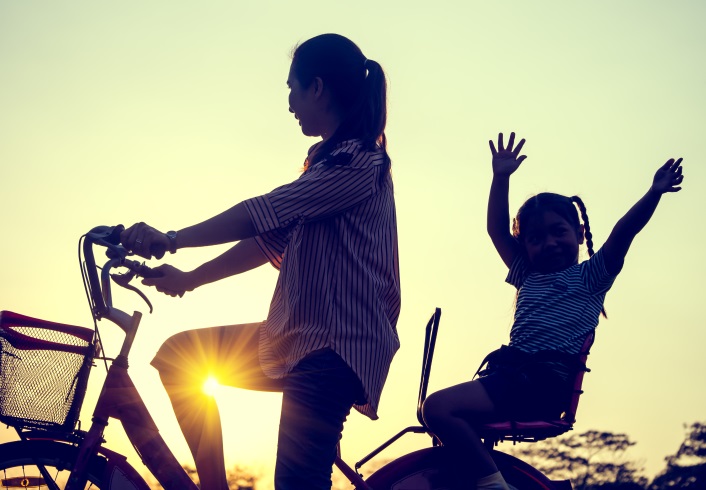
[487, 132, 527, 268]
[141, 237, 268, 296]
[602, 158, 684, 276]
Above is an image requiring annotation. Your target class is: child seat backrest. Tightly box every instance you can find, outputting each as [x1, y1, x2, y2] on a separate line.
[562, 330, 595, 424]
[416, 308, 441, 426]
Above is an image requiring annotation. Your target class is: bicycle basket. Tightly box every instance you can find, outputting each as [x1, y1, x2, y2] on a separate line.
[0, 311, 94, 431]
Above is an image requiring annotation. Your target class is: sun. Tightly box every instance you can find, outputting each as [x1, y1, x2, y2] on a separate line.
[202, 375, 221, 397]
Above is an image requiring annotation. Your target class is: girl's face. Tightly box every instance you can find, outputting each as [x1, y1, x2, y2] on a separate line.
[522, 210, 583, 274]
[287, 64, 323, 138]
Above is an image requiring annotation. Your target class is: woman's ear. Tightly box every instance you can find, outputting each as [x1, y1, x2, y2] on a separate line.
[311, 76, 325, 99]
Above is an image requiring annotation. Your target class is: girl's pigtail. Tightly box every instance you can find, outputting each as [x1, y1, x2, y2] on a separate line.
[571, 195, 607, 318]
[571, 196, 594, 256]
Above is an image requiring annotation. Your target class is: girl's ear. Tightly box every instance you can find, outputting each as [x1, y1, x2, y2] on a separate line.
[577, 224, 585, 245]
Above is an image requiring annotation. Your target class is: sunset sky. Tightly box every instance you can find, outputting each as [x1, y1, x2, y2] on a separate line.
[1, 1, 704, 487]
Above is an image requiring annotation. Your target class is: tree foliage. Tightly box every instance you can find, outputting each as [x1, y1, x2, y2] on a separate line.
[146, 464, 261, 490]
[649, 421, 706, 490]
[506, 430, 647, 489]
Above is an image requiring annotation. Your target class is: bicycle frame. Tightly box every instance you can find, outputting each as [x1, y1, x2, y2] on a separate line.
[84, 316, 374, 489]
[65, 309, 198, 490]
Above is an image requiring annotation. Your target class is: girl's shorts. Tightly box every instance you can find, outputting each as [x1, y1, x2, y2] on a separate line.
[478, 366, 572, 421]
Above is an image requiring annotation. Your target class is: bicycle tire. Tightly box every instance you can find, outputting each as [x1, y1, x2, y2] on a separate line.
[365, 446, 567, 490]
[0, 440, 150, 489]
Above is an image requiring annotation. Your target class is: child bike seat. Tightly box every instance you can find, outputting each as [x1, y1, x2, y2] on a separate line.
[478, 331, 595, 446]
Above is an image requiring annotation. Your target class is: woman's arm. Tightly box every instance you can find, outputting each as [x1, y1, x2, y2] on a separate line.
[141, 237, 268, 296]
[602, 158, 684, 276]
[121, 202, 256, 259]
[487, 132, 526, 268]
[174, 202, 256, 249]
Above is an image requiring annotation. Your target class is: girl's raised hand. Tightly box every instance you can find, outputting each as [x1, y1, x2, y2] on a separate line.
[489, 132, 527, 176]
[651, 158, 684, 194]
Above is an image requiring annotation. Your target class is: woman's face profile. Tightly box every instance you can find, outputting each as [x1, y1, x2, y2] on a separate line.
[287, 63, 320, 138]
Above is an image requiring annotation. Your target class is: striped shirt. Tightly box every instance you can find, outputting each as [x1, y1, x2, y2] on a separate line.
[506, 248, 616, 355]
[242, 139, 401, 419]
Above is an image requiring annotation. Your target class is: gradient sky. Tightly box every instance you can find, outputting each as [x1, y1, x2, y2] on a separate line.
[1, 1, 704, 487]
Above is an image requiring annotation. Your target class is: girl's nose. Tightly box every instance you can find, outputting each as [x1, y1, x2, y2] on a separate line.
[543, 236, 559, 249]
[289, 107, 294, 114]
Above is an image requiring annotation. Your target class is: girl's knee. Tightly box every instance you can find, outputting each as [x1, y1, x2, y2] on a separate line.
[422, 382, 495, 430]
[421, 391, 451, 429]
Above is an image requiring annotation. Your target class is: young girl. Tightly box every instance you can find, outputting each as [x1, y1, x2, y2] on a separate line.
[120, 34, 400, 490]
[422, 132, 684, 490]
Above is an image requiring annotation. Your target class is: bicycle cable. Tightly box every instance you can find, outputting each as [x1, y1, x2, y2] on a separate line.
[78, 233, 109, 373]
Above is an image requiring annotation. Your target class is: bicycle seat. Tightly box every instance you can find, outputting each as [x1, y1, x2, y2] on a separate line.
[479, 331, 595, 446]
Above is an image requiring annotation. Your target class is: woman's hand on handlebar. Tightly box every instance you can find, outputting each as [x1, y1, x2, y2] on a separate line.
[141, 264, 192, 298]
[121, 222, 170, 259]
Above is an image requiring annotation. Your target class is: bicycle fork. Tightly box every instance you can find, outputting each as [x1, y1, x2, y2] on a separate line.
[66, 355, 198, 490]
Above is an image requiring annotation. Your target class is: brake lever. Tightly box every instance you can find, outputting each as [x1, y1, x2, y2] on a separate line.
[110, 270, 154, 314]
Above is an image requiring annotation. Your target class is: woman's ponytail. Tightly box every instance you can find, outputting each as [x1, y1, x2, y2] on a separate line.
[361, 59, 388, 151]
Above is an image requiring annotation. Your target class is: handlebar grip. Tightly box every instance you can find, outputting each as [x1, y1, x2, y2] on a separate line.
[135, 262, 185, 298]
[119, 258, 162, 278]
[106, 225, 125, 245]
[136, 263, 164, 279]
[150, 243, 168, 260]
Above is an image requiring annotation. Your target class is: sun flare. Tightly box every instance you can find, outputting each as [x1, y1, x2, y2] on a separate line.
[203, 375, 221, 397]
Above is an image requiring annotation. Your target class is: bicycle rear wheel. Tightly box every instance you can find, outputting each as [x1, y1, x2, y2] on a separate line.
[0, 440, 149, 489]
[365, 446, 567, 490]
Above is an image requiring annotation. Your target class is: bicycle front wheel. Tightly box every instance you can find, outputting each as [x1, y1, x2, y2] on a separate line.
[0, 440, 149, 489]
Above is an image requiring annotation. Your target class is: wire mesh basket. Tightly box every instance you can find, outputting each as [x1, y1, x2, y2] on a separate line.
[0, 310, 94, 432]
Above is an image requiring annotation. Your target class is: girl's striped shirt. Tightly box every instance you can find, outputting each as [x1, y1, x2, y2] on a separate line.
[506, 248, 616, 356]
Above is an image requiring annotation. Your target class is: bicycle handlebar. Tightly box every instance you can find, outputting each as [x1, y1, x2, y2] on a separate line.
[81, 225, 161, 319]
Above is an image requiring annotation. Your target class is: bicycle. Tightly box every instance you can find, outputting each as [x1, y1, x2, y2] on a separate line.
[0, 225, 591, 489]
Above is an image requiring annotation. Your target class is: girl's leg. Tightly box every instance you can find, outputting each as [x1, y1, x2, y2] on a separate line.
[151, 323, 282, 490]
[422, 380, 502, 488]
[275, 349, 363, 490]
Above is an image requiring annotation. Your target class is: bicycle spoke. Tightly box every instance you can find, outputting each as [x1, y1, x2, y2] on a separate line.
[0, 462, 98, 489]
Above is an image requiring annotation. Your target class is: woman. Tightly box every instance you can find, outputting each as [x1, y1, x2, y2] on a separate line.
[120, 33, 400, 490]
